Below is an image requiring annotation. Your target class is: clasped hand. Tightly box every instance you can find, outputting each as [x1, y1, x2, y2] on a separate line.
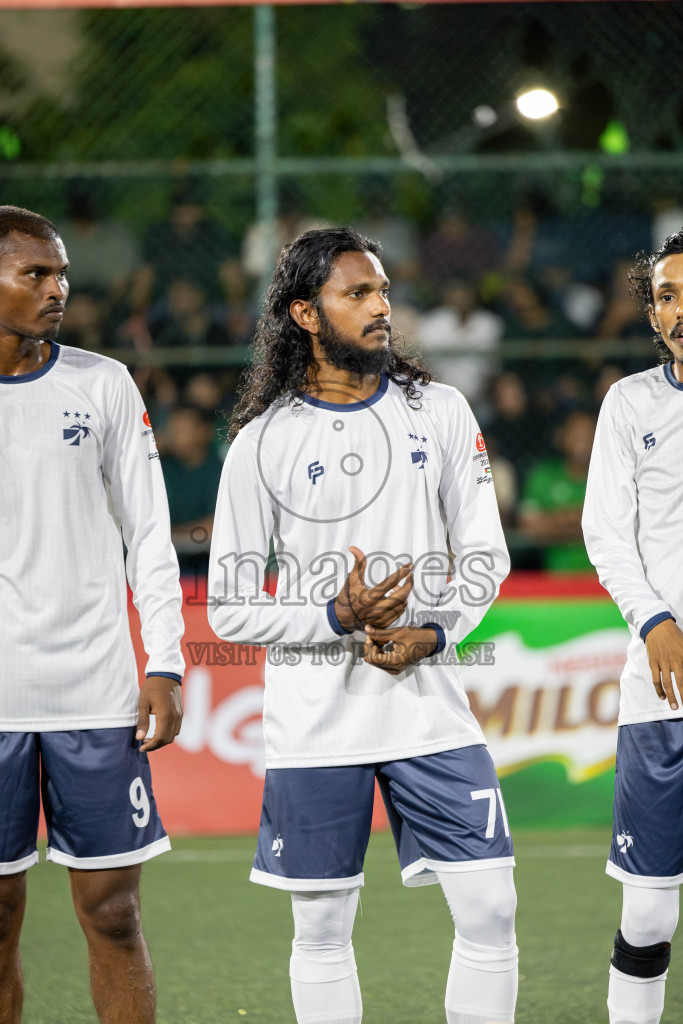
[333, 546, 438, 674]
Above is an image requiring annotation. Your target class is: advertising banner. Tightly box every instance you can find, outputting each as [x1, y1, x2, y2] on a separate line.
[140, 574, 627, 835]
[462, 578, 626, 827]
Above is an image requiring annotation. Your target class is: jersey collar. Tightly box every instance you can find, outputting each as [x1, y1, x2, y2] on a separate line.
[663, 361, 683, 391]
[300, 372, 389, 411]
[0, 341, 60, 384]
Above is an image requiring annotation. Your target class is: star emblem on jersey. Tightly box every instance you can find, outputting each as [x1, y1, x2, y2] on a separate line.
[62, 410, 92, 446]
[408, 432, 428, 469]
[271, 834, 284, 857]
[643, 432, 656, 451]
[616, 830, 634, 852]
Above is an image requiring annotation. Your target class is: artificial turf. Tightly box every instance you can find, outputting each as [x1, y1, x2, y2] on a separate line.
[19, 828, 683, 1023]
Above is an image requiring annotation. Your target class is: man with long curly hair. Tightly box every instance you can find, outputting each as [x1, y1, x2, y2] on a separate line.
[209, 227, 516, 1024]
[583, 229, 683, 1024]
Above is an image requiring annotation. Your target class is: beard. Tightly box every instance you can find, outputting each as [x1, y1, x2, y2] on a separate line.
[316, 308, 392, 376]
[16, 322, 62, 344]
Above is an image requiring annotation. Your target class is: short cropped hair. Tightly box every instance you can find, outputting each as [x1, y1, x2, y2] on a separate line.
[0, 206, 59, 255]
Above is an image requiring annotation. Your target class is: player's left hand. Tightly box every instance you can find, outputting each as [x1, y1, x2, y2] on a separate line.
[363, 625, 439, 675]
[136, 676, 184, 752]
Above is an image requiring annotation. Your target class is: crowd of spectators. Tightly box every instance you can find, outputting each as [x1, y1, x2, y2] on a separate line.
[54, 181, 679, 571]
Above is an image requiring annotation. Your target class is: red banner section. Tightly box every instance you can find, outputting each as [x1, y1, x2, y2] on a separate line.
[132, 586, 267, 834]
[498, 571, 607, 600]
[134, 580, 393, 835]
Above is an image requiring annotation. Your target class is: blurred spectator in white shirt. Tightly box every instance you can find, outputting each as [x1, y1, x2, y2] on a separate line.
[416, 277, 503, 409]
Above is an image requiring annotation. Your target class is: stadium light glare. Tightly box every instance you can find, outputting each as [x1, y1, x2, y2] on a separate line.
[516, 88, 559, 121]
[472, 105, 498, 129]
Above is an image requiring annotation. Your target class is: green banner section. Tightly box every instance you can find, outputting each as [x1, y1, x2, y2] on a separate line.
[501, 760, 615, 829]
[461, 597, 628, 827]
[467, 598, 627, 648]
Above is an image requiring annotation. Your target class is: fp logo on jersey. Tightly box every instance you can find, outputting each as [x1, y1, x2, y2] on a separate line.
[643, 432, 656, 451]
[308, 461, 324, 485]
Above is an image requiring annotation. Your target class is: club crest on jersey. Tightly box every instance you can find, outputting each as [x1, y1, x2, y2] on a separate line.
[643, 432, 656, 451]
[62, 410, 92, 446]
[408, 432, 428, 469]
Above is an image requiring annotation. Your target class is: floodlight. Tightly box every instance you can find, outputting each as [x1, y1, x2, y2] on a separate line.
[516, 88, 559, 121]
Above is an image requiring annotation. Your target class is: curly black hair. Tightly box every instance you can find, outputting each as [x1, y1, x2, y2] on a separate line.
[629, 228, 683, 364]
[227, 227, 431, 440]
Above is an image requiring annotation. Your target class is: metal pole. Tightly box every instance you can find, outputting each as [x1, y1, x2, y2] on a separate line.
[254, 4, 278, 305]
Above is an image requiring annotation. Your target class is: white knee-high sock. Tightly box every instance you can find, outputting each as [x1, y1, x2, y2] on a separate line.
[445, 933, 518, 1024]
[290, 889, 362, 1024]
[608, 968, 666, 1024]
[438, 867, 518, 1024]
[607, 883, 679, 1024]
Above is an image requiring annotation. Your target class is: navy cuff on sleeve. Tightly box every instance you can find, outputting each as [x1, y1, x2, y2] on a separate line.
[327, 598, 352, 636]
[640, 612, 676, 641]
[146, 672, 182, 684]
[423, 622, 446, 656]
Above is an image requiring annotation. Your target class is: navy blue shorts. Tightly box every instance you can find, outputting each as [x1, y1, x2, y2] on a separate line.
[251, 745, 515, 891]
[0, 728, 169, 873]
[608, 720, 683, 888]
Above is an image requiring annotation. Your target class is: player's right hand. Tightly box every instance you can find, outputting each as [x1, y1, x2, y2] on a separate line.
[644, 618, 683, 710]
[136, 676, 184, 752]
[333, 545, 413, 632]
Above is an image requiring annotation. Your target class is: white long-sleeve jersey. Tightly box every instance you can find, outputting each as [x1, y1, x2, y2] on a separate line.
[0, 343, 184, 731]
[208, 375, 510, 768]
[583, 362, 683, 725]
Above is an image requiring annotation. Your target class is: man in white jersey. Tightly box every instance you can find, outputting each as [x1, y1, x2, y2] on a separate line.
[583, 229, 683, 1024]
[0, 206, 184, 1024]
[209, 228, 517, 1024]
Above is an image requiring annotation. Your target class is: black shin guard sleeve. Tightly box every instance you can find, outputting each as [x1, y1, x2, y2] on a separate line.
[611, 929, 672, 979]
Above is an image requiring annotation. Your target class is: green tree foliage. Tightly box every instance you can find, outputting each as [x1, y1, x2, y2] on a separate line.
[23, 7, 392, 164]
[276, 6, 390, 158]
[68, 8, 255, 160]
